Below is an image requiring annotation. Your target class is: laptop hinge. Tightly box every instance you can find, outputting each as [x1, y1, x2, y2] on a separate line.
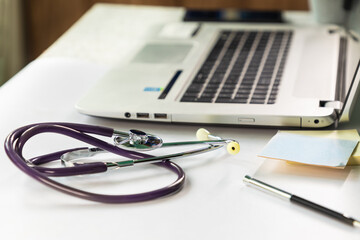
[319, 100, 343, 112]
[319, 100, 343, 128]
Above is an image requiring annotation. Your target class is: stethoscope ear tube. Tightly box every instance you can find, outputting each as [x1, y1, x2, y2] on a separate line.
[4, 122, 186, 203]
[34, 162, 108, 176]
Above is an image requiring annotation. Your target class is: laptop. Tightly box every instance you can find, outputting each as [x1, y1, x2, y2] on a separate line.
[76, 21, 360, 128]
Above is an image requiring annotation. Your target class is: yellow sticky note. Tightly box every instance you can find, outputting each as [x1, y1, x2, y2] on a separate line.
[283, 129, 360, 166]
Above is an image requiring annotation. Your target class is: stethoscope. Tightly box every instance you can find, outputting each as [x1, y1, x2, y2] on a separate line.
[4, 122, 239, 203]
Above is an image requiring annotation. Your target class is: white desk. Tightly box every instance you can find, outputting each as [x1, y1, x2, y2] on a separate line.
[0, 4, 359, 239]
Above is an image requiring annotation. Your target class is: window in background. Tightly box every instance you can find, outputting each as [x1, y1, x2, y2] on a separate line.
[0, 0, 25, 86]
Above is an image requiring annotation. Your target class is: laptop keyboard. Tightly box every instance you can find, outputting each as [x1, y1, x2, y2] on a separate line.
[180, 30, 292, 104]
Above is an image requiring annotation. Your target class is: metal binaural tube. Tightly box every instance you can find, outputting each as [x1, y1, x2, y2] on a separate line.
[63, 144, 225, 168]
[132, 144, 224, 165]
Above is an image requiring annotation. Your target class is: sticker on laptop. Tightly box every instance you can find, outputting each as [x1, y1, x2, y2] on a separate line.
[144, 87, 163, 92]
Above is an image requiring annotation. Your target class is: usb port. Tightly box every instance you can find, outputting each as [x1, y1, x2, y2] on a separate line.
[136, 113, 150, 118]
[154, 113, 167, 119]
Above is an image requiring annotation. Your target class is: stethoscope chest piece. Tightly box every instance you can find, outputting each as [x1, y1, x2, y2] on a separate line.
[114, 129, 163, 151]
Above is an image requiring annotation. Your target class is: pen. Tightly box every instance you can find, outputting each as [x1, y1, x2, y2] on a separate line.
[243, 175, 360, 228]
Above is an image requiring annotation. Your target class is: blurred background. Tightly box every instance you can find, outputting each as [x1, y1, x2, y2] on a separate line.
[0, 0, 311, 86]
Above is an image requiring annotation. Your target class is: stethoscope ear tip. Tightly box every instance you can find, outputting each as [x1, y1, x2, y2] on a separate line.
[227, 141, 240, 155]
[196, 128, 211, 141]
[196, 128, 240, 155]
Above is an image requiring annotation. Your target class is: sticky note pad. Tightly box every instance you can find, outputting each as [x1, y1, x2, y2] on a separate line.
[283, 129, 360, 165]
[259, 131, 359, 168]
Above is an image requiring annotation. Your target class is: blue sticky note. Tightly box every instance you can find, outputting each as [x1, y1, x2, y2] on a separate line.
[259, 132, 359, 168]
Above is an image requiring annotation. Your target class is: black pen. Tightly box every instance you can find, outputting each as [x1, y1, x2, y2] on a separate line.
[243, 175, 360, 228]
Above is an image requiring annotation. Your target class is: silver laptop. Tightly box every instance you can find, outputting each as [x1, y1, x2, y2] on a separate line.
[76, 22, 360, 128]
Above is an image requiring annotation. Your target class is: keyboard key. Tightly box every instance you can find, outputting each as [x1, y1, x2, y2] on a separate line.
[250, 99, 265, 104]
[216, 98, 248, 104]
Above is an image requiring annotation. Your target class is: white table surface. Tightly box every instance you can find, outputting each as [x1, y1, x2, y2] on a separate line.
[0, 3, 360, 239]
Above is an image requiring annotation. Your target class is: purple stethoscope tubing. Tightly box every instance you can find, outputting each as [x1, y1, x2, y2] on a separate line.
[4, 122, 185, 203]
